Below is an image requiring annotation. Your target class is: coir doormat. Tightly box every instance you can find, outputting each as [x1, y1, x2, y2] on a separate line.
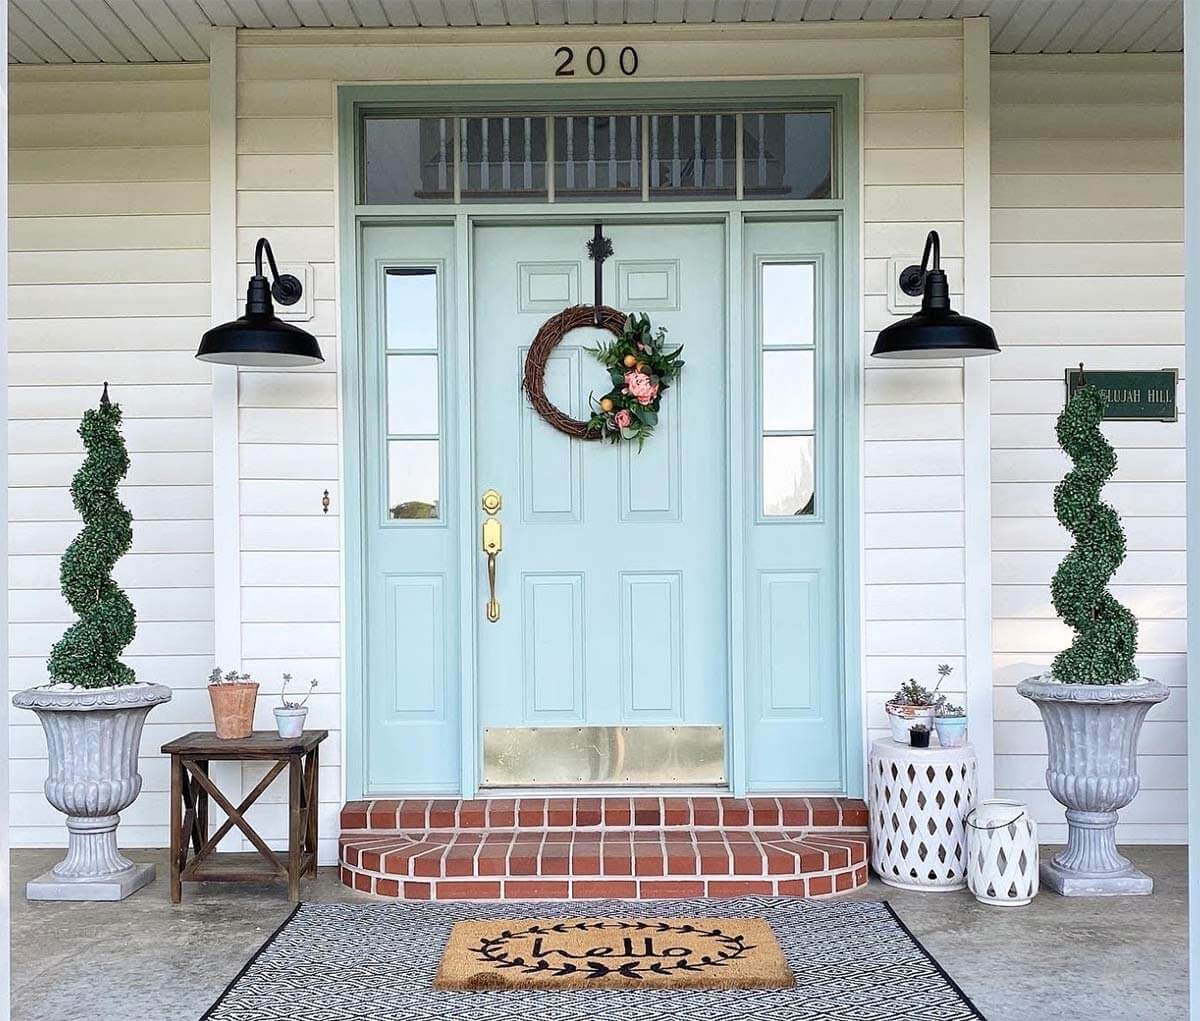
[434, 916, 793, 990]
[201, 897, 986, 1021]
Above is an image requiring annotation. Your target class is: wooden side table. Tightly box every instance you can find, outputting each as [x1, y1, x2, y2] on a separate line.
[161, 730, 328, 903]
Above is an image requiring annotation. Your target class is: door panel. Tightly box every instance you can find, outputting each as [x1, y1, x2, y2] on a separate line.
[743, 219, 845, 791]
[473, 224, 728, 755]
[360, 224, 460, 793]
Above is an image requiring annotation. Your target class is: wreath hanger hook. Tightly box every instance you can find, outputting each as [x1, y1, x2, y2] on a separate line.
[586, 222, 613, 326]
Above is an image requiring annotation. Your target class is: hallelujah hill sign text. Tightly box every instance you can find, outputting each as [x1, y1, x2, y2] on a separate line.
[1064, 369, 1178, 422]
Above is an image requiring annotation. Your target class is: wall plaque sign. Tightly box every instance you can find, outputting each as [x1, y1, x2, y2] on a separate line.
[1064, 368, 1178, 422]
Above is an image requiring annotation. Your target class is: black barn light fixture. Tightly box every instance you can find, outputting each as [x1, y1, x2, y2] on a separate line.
[196, 237, 324, 367]
[871, 230, 1000, 359]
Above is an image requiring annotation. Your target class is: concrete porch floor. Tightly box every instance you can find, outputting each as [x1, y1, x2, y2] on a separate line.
[10, 845, 1188, 1021]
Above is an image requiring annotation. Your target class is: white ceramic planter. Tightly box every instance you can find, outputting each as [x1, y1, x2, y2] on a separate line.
[869, 737, 977, 890]
[1017, 674, 1168, 896]
[12, 682, 172, 900]
[274, 705, 309, 738]
[934, 715, 968, 748]
[885, 703, 933, 743]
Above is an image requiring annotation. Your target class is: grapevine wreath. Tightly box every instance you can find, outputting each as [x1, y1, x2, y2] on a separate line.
[521, 305, 683, 449]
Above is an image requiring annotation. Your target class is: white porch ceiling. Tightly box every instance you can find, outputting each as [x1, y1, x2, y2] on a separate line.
[7, 0, 1185, 64]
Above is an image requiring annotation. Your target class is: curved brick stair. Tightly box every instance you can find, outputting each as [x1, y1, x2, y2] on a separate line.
[339, 796, 869, 900]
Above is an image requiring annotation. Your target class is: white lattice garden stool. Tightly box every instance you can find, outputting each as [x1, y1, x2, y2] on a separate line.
[868, 738, 977, 891]
[965, 800, 1039, 906]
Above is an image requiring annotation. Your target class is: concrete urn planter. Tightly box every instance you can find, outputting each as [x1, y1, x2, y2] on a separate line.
[12, 682, 172, 900]
[1017, 675, 1168, 896]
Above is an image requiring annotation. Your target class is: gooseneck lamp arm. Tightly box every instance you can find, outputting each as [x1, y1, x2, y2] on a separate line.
[898, 230, 947, 306]
[248, 237, 304, 313]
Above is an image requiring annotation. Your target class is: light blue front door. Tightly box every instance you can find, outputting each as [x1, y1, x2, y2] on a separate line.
[472, 223, 729, 753]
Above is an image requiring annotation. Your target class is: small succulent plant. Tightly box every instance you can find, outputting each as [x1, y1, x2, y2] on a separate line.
[208, 667, 251, 685]
[888, 679, 935, 708]
[888, 663, 957, 709]
[279, 673, 317, 709]
[935, 699, 966, 718]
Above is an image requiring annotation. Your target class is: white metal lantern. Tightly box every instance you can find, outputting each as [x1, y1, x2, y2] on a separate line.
[966, 799, 1039, 907]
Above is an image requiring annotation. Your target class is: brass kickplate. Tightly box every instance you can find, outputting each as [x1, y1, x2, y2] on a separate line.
[481, 725, 725, 787]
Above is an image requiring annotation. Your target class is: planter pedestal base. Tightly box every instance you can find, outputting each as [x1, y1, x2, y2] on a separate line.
[27, 862, 155, 902]
[27, 811, 157, 901]
[1040, 807, 1154, 896]
[1040, 858, 1151, 897]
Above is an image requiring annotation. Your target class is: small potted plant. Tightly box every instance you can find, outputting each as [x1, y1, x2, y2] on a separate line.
[886, 663, 952, 743]
[934, 697, 968, 747]
[909, 723, 931, 749]
[885, 679, 934, 742]
[208, 667, 257, 740]
[274, 674, 317, 738]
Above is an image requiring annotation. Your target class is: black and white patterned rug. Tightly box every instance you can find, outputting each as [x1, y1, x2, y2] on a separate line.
[201, 897, 985, 1020]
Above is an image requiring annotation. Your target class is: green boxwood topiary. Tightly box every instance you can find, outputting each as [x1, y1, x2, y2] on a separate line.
[1050, 380, 1138, 685]
[46, 384, 137, 689]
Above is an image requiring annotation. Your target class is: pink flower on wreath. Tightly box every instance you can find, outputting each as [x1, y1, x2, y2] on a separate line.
[624, 371, 659, 406]
[613, 409, 632, 430]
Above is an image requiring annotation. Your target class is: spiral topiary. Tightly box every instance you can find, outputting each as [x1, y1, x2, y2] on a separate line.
[1050, 379, 1138, 685]
[46, 384, 137, 689]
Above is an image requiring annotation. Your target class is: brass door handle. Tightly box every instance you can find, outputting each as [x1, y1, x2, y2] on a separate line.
[481, 489, 502, 622]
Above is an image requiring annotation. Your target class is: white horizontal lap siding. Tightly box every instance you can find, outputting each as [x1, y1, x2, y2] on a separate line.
[236, 53, 342, 863]
[234, 21, 965, 834]
[7, 65, 214, 850]
[990, 53, 1186, 844]
[863, 57, 968, 747]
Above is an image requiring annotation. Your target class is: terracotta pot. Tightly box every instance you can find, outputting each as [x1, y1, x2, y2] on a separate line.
[208, 682, 259, 739]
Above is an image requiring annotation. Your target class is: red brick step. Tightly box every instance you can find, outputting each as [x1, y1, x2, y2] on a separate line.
[339, 796, 869, 901]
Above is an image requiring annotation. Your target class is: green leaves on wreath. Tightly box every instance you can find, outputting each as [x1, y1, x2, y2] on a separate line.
[632, 405, 658, 428]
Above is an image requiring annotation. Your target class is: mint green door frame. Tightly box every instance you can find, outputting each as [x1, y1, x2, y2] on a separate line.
[338, 78, 862, 799]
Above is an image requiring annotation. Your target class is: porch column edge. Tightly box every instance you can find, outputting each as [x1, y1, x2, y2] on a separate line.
[1183, 2, 1199, 1015]
[210, 26, 242, 669]
[962, 16, 995, 798]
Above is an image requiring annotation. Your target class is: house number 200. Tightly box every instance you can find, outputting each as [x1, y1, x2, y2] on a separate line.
[554, 45, 639, 77]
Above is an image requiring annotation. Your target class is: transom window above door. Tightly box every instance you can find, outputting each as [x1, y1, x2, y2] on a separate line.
[359, 109, 834, 204]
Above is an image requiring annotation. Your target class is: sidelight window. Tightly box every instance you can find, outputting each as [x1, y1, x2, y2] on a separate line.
[384, 267, 441, 520]
[759, 262, 817, 517]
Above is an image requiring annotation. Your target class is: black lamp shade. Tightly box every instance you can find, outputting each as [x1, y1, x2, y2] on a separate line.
[197, 314, 324, 367]
[196, 238, 324, 367]
[871, 229, 999, 360]
[871, 303, 999, 360]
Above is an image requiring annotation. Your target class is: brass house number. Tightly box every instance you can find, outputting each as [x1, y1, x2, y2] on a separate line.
[554, 45, 639, 77]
